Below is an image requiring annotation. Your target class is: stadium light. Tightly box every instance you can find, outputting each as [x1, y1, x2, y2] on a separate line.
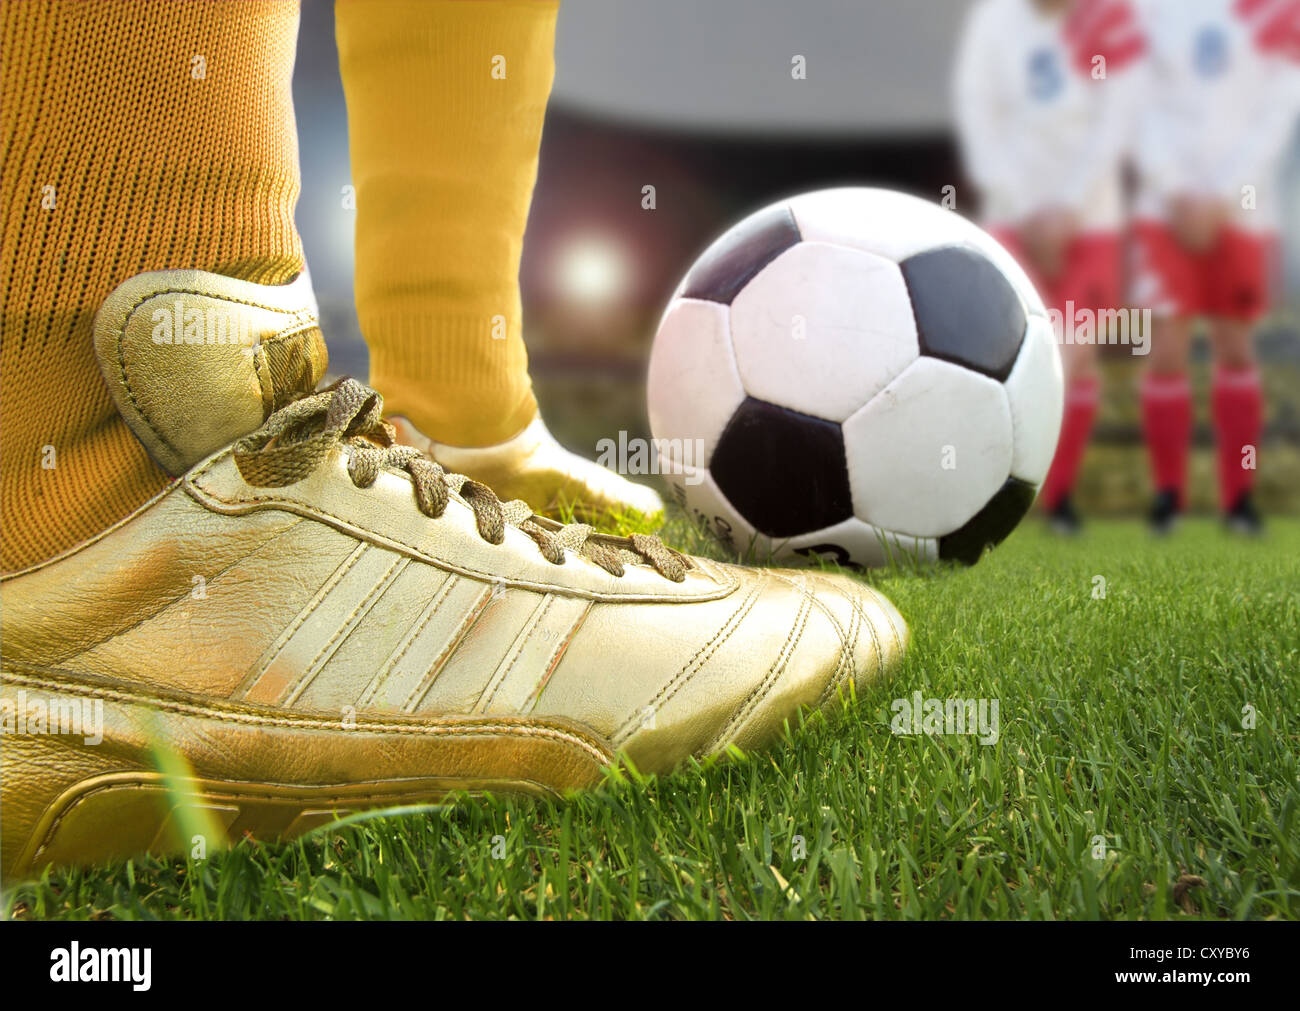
[555, 234, 630, 307]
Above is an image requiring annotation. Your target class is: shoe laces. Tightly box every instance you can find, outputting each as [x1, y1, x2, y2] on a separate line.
[232, 378, 688, 582]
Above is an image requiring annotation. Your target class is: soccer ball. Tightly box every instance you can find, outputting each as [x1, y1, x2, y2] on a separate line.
[647, 187, 1063, 567]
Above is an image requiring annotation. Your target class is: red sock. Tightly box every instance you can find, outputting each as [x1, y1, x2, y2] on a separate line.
[1211, 365, 1263, 511]
[1141, 372, 1193, 507]
[1042, 375, 1100, 511]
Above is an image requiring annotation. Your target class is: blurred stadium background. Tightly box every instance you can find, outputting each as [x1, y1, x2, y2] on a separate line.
[293, 0, 1300, 514]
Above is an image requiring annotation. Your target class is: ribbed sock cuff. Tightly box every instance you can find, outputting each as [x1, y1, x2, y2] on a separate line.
[366, 312, 537, 445]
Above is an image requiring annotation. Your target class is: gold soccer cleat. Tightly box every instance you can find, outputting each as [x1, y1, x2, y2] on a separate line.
[0, 269, 907, 878]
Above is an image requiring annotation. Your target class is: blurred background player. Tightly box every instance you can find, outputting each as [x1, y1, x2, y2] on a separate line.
[1132, 0, 1300, 534]
[954, 0, 1145, 534]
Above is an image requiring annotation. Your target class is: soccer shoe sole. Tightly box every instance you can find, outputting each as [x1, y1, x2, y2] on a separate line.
[0, 662, 611, 878]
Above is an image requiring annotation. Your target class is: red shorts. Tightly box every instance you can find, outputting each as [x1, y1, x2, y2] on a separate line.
[1132, 221, 1276, 321]
[991, 230, 1123, 319]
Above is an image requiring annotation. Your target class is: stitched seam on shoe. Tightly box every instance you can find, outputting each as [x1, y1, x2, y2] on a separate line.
[768, 572, 863, 707]
[283, 555, 409, 706]
[837, 584, 896, 660]
[188, 451, 735, 602]
[402, 586, 496, 712]
[800, 574, 863, 701]
[478, 594, 553, 713]
[829, 593, 864, 701]
[817, 592, 860, 707]
[112, 288, 313, 465]
[4, 666, 613, 766]
[524, 601, 593, 714]
[844, 589, 886, 684]
[705, 585, 814, 754]
[775, 575, 893, 702]
[239, 542, 369, 700]
[770, 575, 857, 707]
[863, 586, 904, 654]
[810, 585, 887, 708]
[27, 774, 560, 866]
[358, 576, 458, 708]
[611, 574, 766, 745]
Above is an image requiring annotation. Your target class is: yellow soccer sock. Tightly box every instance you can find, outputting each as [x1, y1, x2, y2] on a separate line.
[0, 0, 304, 573]
[336, 0, 557, 447]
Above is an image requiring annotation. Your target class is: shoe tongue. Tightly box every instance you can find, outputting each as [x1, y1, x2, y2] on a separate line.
[93, 268, 328, 475]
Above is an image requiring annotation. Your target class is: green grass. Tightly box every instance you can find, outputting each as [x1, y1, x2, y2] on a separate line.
[5, 516, 1298, 921]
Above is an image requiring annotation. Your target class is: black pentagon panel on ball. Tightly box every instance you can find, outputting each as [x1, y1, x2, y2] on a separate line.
[901, 245, 1027, 382]
[938, 477, 1037, 565]
[680, 205, 802, 305]
[710, 397, 853, 538]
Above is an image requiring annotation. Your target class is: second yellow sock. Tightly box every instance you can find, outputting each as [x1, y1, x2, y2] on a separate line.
[337, 0, 558, 447]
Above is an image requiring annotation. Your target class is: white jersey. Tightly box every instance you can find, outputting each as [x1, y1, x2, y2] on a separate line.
[1134, 0, 1300, 232]
[953, 0, 1145, 231]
